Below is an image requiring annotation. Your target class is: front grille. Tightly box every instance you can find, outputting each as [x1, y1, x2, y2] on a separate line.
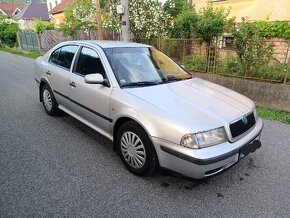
[230, 113, 255, 139]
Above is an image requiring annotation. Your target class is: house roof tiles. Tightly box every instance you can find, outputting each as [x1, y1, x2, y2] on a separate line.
[0, 2, 24, 17]
[15, 3, 50, 21]
[49, 0, 73, 15]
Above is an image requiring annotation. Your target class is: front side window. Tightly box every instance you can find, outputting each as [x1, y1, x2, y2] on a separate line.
[104, 47, 192, 87]
[76, 47, 107, 78]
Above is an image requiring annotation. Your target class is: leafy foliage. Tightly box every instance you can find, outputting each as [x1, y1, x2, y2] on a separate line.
[129, 0, 169, 39]
[34, 20, 54, 34]
[242, 20, 290, 40]
[230, 21, 274, 76]
[163, 0, 190, 18]
[62, 0, 97, 37]
[62, 0, 170, 39]
[173, 10, 198, 38]
[194, 4, 229, 44]
[180, 55, 207, 72]
[0, 17, 20, 47]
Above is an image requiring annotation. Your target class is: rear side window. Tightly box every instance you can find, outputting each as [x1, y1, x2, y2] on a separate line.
[76, 47, 107, 78]
[49, 45, 78, 70]
[58, 46, 78, 69]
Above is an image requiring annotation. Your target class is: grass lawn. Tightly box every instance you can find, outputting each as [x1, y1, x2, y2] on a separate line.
[0, 47, 41, 59]
[257, 107, 290, 125]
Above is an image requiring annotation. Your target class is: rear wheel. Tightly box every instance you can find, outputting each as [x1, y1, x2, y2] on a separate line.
[116, 121, 158, 176]
[41, 84, 60, 116]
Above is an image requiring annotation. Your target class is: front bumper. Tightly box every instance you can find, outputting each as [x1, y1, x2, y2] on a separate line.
[152, 117, 264, 179]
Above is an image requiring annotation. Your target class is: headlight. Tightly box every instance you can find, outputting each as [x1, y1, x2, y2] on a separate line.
[180, 127, 227, 149]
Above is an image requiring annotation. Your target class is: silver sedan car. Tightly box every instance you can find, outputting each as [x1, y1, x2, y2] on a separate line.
[34, 41, 263, 179]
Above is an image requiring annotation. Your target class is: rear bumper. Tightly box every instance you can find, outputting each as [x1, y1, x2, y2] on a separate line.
[152, 117, 264, 179]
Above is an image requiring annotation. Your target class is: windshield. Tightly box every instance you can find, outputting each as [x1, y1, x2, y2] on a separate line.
[104, 47, 192, 87]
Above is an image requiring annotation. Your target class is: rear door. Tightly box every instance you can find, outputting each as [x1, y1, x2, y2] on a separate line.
[68, 46, 112, 133]
[44, 45, 78, 108]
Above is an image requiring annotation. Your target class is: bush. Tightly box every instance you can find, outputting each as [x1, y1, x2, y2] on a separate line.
[215, 56, 243, 76]
[230, 21, 274, 77]
[180, 55, 207, 72]
[255, 63, 287, 81]
[215, 56, 286, 81]
[34, 20, 54, 34]
[0, 18, 20, 47]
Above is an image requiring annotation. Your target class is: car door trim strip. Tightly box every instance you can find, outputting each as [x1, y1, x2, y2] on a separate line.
[53, 90, 113, 123]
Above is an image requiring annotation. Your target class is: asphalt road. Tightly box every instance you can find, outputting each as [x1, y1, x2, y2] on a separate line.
[0, 51, 290, 218]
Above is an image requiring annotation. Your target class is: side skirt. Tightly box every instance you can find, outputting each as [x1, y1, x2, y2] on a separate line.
[58, 105, 114, 141]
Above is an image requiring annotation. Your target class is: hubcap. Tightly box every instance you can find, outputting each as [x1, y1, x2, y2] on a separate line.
[43, 89, 52, 111]
[121, 132, 146, 169]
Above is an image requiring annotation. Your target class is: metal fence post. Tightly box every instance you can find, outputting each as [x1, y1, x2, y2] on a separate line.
[283, 42, 290, 84]
[183, 39, 186, 62]
[23, 31, 28, 50]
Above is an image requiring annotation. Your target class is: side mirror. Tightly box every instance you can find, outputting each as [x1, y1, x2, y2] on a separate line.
[84, 73, 110, 87]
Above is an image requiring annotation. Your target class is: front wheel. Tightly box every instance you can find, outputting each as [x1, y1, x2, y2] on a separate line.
[116, 121, 158, 176]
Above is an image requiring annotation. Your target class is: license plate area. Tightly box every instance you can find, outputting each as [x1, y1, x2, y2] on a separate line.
[239, 140, 262, 160]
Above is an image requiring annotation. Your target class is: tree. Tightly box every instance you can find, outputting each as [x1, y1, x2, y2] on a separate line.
[129, 0, 169, 39]
[194, 3, 229, 45]
[163, 0, 193, 38]
[163, 0, 190, 18]
[62, 0, 98, 37]
[192, 3, 229, 72]
[174, 10, 198, 38]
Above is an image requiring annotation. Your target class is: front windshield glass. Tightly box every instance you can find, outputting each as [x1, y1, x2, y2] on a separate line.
[104, 47, 192, 87]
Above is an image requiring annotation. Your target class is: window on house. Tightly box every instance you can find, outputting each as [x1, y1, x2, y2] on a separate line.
[49, 3, 52, 10]
[13, 9, 20, 16]
[221, 35, 235, 49]
[56, 17, 60, 26]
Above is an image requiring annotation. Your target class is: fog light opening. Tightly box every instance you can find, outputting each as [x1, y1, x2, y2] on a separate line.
[205, 167, 224, 176]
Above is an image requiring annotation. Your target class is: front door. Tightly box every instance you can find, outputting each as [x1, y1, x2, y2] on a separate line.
[68, 46, 112, 133]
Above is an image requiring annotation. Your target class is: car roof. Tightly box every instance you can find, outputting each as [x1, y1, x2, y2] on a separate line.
[63, 40, 152, 48]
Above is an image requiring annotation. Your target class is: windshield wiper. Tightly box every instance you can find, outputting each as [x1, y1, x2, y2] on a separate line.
[161, 76, 192, 84]
[121, 81, 159, 88]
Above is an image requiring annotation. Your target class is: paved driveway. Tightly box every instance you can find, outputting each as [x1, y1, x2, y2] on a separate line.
[0, 51, 289, 217]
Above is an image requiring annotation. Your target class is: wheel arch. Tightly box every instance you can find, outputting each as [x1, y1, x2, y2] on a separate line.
[112, 116, 152, 151]
[39, 78, 51, 102]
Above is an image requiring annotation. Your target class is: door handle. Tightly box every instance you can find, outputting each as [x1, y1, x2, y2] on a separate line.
[69, 82, 76, 88]
[46, 71, 51, 75]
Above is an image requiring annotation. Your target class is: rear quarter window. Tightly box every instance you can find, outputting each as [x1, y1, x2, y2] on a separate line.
[49, 45, 78, 70]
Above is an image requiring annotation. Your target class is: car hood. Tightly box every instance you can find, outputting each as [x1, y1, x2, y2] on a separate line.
[124, 78, 254, 132]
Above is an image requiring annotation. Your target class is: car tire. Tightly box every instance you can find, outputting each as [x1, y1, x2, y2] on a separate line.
[41, 84, 60, 116]
[116, 121, 158, 176]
